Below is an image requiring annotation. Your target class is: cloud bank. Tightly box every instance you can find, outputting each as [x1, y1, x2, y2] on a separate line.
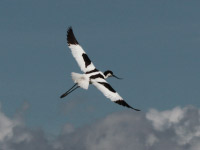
[0, 104, 200, 150]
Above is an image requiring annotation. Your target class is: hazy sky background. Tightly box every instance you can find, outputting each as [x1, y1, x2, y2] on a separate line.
[1, 0, 200, 147]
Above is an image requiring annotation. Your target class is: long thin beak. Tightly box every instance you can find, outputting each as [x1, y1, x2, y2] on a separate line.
[112, 75, 123, 80]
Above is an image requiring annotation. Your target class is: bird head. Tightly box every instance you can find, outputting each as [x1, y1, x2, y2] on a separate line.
[104, 70, 122, 79]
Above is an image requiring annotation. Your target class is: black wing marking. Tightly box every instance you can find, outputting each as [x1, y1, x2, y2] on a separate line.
[90, 74, 105, 79]
[98, 82, 116, 93]
[67, 27, 79, 45]
[86, 69, 99, 74]
[115, 100, 140, 111]
[66, 27, 96, 73]
[82, 53, 92, 68]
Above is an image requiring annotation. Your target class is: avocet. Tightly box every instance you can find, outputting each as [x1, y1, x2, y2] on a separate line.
[60, 27, 140, 111]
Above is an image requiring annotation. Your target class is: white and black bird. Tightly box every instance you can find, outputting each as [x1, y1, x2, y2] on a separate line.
[60, 27, 140, 111]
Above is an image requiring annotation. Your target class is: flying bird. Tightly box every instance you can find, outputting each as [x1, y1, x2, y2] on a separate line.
[60, 27, 140, 111]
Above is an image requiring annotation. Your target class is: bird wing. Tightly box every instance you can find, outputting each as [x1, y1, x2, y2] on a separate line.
[67, 27, 96, 73]
[92, 79, 140, 111]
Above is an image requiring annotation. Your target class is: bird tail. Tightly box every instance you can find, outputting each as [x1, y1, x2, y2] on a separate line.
[71, 72, 89, 89]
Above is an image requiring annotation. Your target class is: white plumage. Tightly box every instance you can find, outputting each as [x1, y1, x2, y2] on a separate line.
[92, 80, 123, 102]
[69, 44, 95, 73]
[71, 72, 89, 89]
[60, 27, 140, 111]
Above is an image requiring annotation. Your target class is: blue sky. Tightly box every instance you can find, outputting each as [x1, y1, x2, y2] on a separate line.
[1, 0, 200, 139]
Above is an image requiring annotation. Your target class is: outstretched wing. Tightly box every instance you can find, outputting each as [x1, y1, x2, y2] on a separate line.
[92, 79, 140, 111]
[67, 27, 96, 73]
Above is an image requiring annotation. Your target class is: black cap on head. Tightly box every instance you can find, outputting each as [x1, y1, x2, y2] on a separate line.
[104, 70, 113, 76]
[104, 70, 122, 79]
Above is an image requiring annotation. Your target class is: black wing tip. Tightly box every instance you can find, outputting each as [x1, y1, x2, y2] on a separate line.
[68, 26, 72, 30]
[132, 108, 141, 111]
[67, 26, 79, 45]
[115, 100, 140, 111]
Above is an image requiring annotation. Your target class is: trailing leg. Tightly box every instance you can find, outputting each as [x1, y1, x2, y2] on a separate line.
[60, 83, 79, 98]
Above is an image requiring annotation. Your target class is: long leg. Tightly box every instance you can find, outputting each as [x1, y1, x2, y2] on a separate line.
[63, 86, 80, 97]
[60, 83, 79, 98]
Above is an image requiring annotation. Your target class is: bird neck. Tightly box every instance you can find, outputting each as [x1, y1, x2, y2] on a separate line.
[104, 74, 110, 79]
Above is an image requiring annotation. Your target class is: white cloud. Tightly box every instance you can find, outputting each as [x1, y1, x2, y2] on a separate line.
[0, 104, 200, 150]
[0, 104, 16, 142]
[56, 106, 200, 150]
[146, 106, 185, 131]
[146, 134, 158, 146]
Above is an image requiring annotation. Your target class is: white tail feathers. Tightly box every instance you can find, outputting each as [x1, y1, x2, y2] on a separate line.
[71, 72, 89, 89]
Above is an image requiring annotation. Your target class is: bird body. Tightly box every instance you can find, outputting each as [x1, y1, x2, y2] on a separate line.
[60, 27, 140, 111]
